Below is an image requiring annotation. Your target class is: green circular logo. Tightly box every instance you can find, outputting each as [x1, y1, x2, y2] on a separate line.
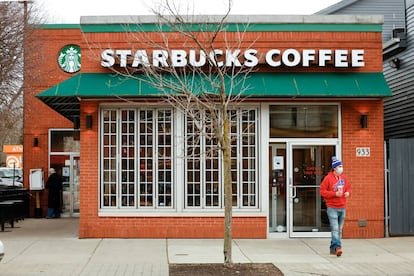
[58, 45, 81, 73]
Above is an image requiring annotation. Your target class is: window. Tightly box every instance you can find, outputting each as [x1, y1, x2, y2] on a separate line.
[101, 108, 173, 209]
[270, 105, 338, 138]
[50, 130, 80, 152]
[100, 106, 258, 212]
[185, 108, 258, 209]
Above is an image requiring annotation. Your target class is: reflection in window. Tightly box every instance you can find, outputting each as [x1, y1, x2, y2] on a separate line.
[50, 130, 80, 152]
[270, 105, 338, 138]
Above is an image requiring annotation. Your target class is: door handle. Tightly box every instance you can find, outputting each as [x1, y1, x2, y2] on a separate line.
[289, 177, 296, 198]
[292, 186, 297, 198]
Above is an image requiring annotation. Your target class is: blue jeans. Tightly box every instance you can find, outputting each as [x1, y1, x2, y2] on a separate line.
[47, 208, 61, 218]
[327, 207, 346, 251]
[47, 208, 55, 218]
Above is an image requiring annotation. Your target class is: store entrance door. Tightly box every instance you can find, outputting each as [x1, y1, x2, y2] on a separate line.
[269, 142, 336, 237]
[49, 154, 80, 217]
[288, 143, 333, 237]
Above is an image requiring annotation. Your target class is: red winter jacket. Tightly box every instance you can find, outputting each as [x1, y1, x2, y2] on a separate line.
[320, 171, 351, 208]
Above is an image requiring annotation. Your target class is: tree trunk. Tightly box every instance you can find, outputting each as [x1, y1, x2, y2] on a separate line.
[222, 114, 233, 266]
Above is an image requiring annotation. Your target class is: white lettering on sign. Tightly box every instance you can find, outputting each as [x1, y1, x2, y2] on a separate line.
[302, 49, 316, 67]
[356, 147, 370, 157]
[132, 50, 150, 67]
[318, 49, 331, 66]
[352, 49, 365, 66]
[101, 48, 365, 69]
[171, 50, 187, 67]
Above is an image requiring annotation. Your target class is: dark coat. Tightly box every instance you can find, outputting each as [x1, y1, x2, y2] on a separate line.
[46, 173, 63, 209]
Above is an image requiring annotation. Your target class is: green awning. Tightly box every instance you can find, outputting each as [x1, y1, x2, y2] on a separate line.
[36, 72, 391, 121]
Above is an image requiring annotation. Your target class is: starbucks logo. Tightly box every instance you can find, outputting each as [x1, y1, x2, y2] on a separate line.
[58, 45, 81, 73]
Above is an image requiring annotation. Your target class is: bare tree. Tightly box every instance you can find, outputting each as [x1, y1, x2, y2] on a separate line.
[0, 1, 41, 152]
[94, 0, 256, 266]
[0, 2, 26, 148]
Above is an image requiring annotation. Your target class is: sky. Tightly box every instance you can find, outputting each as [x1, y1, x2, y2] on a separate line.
[33, 0, 342, 23]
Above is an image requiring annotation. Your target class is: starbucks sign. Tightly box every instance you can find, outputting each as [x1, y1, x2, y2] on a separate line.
[58, 45, 81, 73]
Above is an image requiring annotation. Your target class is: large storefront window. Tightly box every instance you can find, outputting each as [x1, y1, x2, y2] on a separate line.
[101, 108, 173, 209]
[100, 107, 258, 211]
[185, 108, 258, 209]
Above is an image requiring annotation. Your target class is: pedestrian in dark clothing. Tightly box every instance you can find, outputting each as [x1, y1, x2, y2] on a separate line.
[46, 168, 63, 218]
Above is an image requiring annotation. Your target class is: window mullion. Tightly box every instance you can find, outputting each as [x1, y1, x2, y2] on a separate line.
[135, 110, 139, 209]
[201, 111, 206, 209]
[237, 109, 242, 209]
[116, 109, 122, 209]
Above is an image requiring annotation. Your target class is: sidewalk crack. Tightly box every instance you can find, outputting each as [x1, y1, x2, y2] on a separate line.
[234, 240, 252, 262]
[78, 238, 103, 275]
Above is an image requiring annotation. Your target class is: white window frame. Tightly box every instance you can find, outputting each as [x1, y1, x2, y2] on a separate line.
[99, 107, 174, 210]
[98, 104, 265, 216]
[183, 107, 260, 210]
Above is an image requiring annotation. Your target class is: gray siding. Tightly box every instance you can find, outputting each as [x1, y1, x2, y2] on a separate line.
[384, 3, 414, 138]
[388, 138, 414, 235]
[317, 0, 406, 42]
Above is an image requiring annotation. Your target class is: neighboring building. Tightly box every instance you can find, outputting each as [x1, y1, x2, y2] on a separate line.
[2, 145, 23, 168]
[23, 15, 391, 238]
[318, 0, 414, 235]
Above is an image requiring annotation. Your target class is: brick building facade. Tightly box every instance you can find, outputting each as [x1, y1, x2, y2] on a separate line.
[24, 15, 390, 238]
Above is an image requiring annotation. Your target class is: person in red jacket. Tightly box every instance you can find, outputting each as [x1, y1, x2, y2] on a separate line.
[320, 156, 351, 257]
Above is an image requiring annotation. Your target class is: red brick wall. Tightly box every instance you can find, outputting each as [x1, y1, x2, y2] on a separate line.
[80, 216, 267, 238]
[341, 100, 385, 238]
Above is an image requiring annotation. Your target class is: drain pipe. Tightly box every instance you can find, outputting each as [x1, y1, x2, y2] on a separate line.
[384, 141, 389, 238]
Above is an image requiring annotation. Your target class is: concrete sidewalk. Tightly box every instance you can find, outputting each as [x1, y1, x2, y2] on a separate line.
[0, 218, 413, 275]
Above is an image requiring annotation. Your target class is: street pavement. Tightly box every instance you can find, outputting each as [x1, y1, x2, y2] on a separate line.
[0, 218, 414, 275]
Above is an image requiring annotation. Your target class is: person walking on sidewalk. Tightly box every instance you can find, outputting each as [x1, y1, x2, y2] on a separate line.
[45, 168, 63, 219]
[320, 156, 351, 257]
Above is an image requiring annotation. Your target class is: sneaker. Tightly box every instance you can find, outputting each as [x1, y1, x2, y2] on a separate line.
[335, 247, 342, 257]
[330, 250, 336, 255]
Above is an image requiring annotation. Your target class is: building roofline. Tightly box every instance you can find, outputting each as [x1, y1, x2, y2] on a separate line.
[80, 14, 383, 25]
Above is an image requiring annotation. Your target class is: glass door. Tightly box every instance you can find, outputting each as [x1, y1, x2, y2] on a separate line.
[62, 155, 80, 217]
[269, 143, 287, 233]
[288, 143, 334, 237]
[50, 154, 80, 217]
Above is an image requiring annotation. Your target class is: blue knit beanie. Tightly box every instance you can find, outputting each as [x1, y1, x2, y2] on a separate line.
[331, 156, 342, 169]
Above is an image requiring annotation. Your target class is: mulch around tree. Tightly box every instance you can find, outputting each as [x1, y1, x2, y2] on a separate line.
[169, 263, 284, 275]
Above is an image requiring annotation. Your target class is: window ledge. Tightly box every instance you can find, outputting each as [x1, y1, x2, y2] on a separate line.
[98, 210, 266, 217]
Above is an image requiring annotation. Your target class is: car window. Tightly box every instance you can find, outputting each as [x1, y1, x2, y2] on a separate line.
[0, 168, 22, 178]
[0, 171, 15, 178]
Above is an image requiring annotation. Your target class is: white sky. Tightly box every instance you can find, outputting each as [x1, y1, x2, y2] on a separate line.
[34, 0, 342, 23]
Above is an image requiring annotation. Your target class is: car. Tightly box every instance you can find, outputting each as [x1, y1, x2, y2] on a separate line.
[0, 167, 22, 178]
[0, 167, 23, 188]
[0, 240, 4, 261]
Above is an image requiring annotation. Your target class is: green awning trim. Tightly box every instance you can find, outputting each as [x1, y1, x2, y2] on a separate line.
[36, 72, 391, 121]
[79, 23, 382, 33]
[37, 72, 391, 97]
[39, 24, 81, 29]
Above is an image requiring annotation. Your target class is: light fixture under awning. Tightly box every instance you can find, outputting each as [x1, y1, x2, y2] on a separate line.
[36, 72, 392, 121]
